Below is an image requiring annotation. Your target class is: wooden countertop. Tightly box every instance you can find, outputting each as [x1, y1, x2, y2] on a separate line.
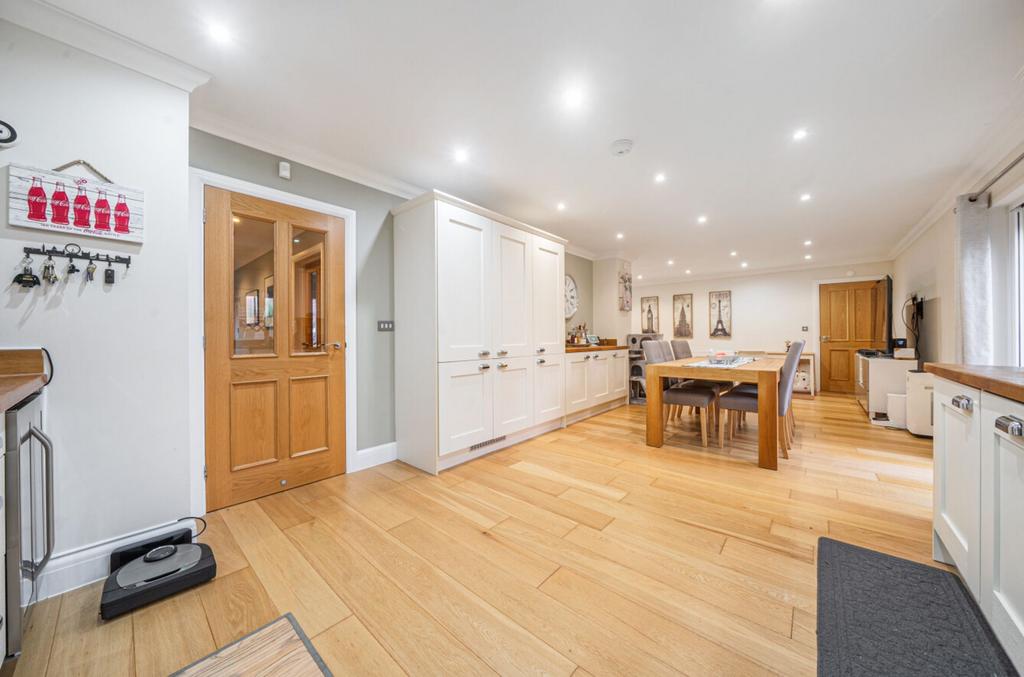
[924, 363, 1024, 404]
[0, 349, 47, 412]
[565, 344, 626, 353]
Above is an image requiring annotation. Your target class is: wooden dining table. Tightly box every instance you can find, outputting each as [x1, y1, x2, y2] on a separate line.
[645, 356, 785, 470]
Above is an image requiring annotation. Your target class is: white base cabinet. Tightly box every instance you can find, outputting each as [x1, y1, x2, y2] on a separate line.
[566, 349, 628, 414]
[932, 376, 1024, 671]
[980, 391, 1024, 668]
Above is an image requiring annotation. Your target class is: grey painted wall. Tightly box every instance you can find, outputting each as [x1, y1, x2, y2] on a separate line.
[189, 129, 406, 450]
[565, 253, 593, 334]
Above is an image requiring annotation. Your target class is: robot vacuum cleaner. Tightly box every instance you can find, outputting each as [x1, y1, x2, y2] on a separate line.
[100, 525, 216, 620]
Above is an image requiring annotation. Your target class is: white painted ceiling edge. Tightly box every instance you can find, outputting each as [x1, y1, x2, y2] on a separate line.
[889, 86, 1024, 259]
[0, 0, 209, 92]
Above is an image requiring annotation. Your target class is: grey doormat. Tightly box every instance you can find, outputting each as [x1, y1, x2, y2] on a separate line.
[817, 537, 1018, 676]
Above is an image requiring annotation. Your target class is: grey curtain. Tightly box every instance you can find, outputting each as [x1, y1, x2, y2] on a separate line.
[957, 193, 993, 364]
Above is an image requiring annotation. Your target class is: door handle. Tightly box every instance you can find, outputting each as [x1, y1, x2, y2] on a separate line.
[21, 424, 55, 579]
[479, 364, 491, 370]
[951, 395, 973, 412]
[478, 350, 491, 357]
[496, 350, 508, 356]
[537, 347, 546, 353]
[497, 362, 509, 369]
[584, 355, 591, 360]
[820, 336, 830, 342]
[995, 415, 1024, 437]
[537, 358, 546, 365]
[330, 342, 342, 350]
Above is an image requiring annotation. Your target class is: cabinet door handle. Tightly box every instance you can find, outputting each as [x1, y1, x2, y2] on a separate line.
[496, 350, 508, 356]
[478, 350, 491, 357]
[497, 362, 509, 368]
[593, 355, 604, 360]
[537, 347, 546, 353]
[995, 415, 1024, 437]
[951, 395, 973, 412]
[584, 355, 591, 360]
[479, 364, 491, 370]
[537, 358, 546, 365]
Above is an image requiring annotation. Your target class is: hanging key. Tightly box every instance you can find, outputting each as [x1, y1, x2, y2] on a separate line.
[85, 260, 97, 282]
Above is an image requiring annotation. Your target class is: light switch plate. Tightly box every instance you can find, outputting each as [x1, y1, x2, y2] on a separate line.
[378, 320, 394, 331]
[278, 161, 291, 180]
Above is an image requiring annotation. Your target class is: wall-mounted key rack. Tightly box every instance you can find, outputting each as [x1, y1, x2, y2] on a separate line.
[13, 243, 132, 287]
[23, 243, 131, 268]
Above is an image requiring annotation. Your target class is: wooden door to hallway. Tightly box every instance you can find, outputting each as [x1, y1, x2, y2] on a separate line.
[818, 279, 888, 393]
[204, 187, 346, 511]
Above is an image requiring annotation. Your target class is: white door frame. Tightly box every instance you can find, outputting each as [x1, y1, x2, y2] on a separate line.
[187, 168, 357, 515]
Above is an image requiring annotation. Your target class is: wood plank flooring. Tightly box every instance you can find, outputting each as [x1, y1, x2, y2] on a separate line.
[19, 394, 937, 676]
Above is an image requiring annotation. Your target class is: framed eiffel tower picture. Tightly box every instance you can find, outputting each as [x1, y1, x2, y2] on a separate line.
[709, 290, 732, 338]
[672, 293, 693, 338]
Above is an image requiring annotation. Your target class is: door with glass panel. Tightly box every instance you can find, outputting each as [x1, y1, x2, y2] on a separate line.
[204, 187, 345, 510]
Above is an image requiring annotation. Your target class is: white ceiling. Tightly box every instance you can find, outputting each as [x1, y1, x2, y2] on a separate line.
[48, 0, 1024, 281]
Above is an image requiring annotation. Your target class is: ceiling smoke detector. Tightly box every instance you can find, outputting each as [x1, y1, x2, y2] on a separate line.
[609, 139, 634, 157]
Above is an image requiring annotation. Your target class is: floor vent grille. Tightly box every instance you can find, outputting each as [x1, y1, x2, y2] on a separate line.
[470, 435, 506, 451]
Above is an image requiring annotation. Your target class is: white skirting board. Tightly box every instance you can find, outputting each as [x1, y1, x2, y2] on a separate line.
[437, 418, 566, 472]
[33, 519, 196, 602]
[348, 441, 398, 473]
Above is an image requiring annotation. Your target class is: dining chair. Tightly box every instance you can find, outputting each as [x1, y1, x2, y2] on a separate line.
[716, 340, 805, 456]
[644, 341, 716, 446]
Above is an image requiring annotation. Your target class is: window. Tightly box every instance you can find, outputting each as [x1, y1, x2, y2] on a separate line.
[1015, 206, 1024, 366]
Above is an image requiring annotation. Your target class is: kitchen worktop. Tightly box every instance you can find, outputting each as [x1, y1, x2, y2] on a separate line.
[565, 344, 626, 353]
[0, 349, 47, 411]
[924, 363, 1024, 405]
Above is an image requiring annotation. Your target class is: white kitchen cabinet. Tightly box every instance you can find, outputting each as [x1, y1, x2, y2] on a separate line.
[493, 357, 534, 436]
[610, 350, 628, 397]
[932, 376, 981, 595]
[587, 352, 611, 402]
[438, 361, 493, 456]
[394, 191, 568, 473]
[566, 353, 590, 413]
[980, 391, 1024, 668]
[493, 224, 533, 359]
[532, 235, 565, 357]
[534, 355, 565, 423]
[437, 201, 492, 362]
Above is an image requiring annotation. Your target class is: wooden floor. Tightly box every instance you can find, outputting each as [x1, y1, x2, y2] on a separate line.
[18, 394, 937, 676]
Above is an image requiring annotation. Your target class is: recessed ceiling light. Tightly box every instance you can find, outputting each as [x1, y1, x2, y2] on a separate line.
[654, 172, 667, 184]
[556, 202, 566, 211]
[804, 239, 812, 246]
[800, 193, 812, 202]
[741, 261, 749, 268]
[637, 274, 643, 280]
[293, 238, 300, 243]
[697, 215, 708, 224]
[206, 21, 233, 45]
[232, 216, 240, 223]
[616, 233, 624, 240]
[667, 259, 674, 265]
[730, 251, 738, 257]
[804, 254, 813, 260]
[685, 269, 692, 275]
[562, 85, 585, 112]
[792, 128, 809, 141]
[453, 147, 469, 164]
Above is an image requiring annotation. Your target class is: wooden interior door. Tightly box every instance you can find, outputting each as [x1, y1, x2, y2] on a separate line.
[205, 187, 345, 510]
[819, 280, 887, 393]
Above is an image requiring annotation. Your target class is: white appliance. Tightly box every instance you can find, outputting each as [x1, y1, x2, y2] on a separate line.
[855, 352, 918, 424]
[906, 370, 934, 436]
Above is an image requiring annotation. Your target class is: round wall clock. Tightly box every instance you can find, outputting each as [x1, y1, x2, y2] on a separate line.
[565, 274, 579, 319]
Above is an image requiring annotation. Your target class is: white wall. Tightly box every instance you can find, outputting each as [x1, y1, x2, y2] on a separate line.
[593, 258, 631, 344]
[0, 21, 194, 594]
[893, 140, 1024, 366]
[633, 261, 894, 366]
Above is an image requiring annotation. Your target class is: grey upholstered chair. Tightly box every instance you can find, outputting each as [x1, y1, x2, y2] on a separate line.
[717, 340, 805, 456]
[644, 341, 717, 447]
